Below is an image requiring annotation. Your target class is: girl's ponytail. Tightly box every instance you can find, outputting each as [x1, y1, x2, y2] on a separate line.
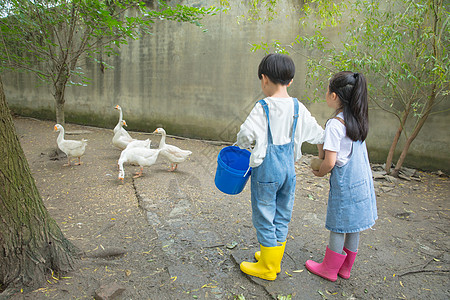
[329, 71, 369, 141]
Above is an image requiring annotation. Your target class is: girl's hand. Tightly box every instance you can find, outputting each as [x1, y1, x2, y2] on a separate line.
[313, 150, 337, 177]
[312, 170, 323, 177]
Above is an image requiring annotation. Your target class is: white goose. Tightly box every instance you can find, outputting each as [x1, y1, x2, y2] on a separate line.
[114, 105, 133, 138]
[112, 120, 151, 150]
[153, 128, 192, 171]
[118, 147, 161, 182]
[54, 124, 88, 166]
[125, 138, 151, 150]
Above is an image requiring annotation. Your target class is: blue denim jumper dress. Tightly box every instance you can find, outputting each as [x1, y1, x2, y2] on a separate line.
[251, 98, 299, 247]
[326, 140, 378, 233]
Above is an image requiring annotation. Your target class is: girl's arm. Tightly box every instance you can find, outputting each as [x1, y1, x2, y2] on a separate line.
[317, 144, 324, 159]
[313, 150, 336, 177]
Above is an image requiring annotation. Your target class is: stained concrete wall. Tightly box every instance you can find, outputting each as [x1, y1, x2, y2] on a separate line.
[3, 1, 449, 171]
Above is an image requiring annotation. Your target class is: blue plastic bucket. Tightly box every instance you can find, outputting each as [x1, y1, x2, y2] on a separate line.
[215, 146, 252, 195]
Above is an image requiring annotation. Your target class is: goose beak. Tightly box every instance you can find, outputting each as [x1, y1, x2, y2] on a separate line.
[153, 129, 158, 133]
[54, 125, 57, 131]
[115, 105, 119, 110]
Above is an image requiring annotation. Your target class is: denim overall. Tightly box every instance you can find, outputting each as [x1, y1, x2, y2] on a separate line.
[251, 98, 299, 247]
[326, 140, 378, 233]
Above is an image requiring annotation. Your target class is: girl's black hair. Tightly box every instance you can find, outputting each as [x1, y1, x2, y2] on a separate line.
[258, 53, 295, 85]
[329, 71, 369, 141]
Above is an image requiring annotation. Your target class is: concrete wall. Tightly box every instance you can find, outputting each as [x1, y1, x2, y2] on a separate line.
[3, 1, 449, 172]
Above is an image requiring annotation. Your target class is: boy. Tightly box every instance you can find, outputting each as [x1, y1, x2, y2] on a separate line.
[237, 53, 324, 280]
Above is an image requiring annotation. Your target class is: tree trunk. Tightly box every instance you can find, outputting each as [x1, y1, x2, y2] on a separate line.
[391, 86, 437, 177]
[385, 104, 411, 173]
[0, 76, 77, 295]
[54, 80, 66, 126]
[55, 100, 65, 126]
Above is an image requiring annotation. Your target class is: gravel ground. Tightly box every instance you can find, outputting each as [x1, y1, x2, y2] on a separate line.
[8, 116, 450, 300]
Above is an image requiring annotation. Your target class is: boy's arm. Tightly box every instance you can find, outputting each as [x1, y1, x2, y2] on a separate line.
[297, 105, 324, 145]
[313, 150, 336, 177]
[294, 103, 324, 162]
[237, 127, 254, 149]
[236, 103, 263, 149]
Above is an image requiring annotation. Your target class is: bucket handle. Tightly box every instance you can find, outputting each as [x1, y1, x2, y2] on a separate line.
[233, 142, 252, 178]
[243, 167, 251, 177]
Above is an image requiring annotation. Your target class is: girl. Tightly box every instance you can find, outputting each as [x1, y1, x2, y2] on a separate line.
[306, 71, 377, 282]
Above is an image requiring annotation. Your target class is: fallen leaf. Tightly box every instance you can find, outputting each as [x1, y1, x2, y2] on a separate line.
[226, 241, 238, 249]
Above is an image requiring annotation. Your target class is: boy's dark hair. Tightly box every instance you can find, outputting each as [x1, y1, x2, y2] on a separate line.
[329, 71, 369, 141]
[258, 53, 295, 85]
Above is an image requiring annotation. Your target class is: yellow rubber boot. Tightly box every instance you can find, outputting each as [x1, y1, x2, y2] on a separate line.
[240, 242, 285, 280]
[254, 241, 286, 274]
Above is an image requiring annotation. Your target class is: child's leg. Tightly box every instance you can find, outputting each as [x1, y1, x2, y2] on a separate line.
[253, 178, 294, 274]
[344, 232, 360, 252]
[241, 177, 287, 280]
[241, 185, 285, 281]
[338, 232, 360, 279]
[251, 190, 278, 247]
[273, 178, 295, 243]
[305, 231, 347, 282]
[329, 231, 345, 254]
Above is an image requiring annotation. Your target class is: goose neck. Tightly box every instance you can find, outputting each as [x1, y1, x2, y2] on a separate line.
[159, 131, 166, 149]
[117, 109, 124, 128]
[57, 127, 65, 143]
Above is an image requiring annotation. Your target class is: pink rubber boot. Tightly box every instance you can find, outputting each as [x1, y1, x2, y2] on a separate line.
[305, 246, 347, 282]
[338, 247, 357, 279]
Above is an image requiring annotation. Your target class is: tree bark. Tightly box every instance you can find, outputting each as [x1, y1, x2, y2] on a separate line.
[391, 86, 437, 177]
[54, 76, 66, 126]
[391, 0, 443, 176]
[0, 76, 77, 295]
[55, 99, 65, 126]
[385, 104, 411, 173]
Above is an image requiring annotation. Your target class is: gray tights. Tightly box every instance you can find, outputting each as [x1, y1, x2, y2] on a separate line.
[329, 231, 360, 254]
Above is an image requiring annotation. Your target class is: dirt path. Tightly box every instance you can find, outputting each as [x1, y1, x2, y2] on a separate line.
[8, 117, 450, 299]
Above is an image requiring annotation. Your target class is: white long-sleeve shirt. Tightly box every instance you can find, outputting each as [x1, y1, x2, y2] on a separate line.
[237, 97, 325, 167]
